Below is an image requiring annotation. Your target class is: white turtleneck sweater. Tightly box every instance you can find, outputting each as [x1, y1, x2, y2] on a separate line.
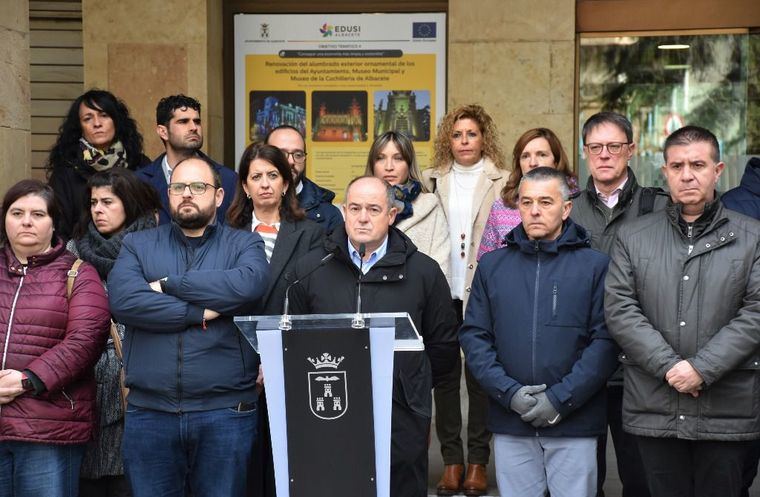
[448, 158, 484, 299]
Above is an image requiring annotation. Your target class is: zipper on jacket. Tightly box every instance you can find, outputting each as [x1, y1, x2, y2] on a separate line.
[176, 245, 197, 413]
[531, 248, 541, 384]
[61, 388, 75, 410]
[687, 224, 694, 255]
[0, 269, 26, 416]
[177, 333, 183, 413]
[552, 282, 558, 318]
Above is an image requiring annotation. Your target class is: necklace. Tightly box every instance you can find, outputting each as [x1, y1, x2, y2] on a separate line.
[450, 169, 473, 259]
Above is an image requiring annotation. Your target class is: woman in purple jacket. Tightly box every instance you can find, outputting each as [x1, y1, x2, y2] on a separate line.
[478, 128, 578, 259]
[0, 179, 110, 497]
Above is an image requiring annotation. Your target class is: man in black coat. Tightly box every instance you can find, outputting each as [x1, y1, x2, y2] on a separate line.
[289, 175, 459, 497]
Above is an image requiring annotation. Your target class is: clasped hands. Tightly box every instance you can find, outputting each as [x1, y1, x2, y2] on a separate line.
[510, 384, 562, 428]
[665, 360, 703, 397]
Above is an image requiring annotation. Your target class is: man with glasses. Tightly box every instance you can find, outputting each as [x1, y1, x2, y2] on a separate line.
[137, 94, 238, 224]
[570, 111, 667, 497]
[265, 125, 343, 232]
[109, 156, 269, 497]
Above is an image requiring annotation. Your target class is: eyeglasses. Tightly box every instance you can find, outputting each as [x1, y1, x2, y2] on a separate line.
[584, 142, 630, 155]
[283, 151, 307, 163]
[168, 182, 217, 196]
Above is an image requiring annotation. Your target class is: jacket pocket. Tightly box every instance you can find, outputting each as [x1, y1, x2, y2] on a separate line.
[620, 354, 672, 416]
[545, 280, 586, 328]
[701, 358, 759, 419]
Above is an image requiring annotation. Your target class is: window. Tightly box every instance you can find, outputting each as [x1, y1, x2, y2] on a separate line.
[578, 31, 760, 190]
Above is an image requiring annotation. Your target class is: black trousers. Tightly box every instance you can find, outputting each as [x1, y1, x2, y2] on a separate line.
[390, 400, 430, 497]
[79, 475, 132, 497]
[597, 385, 651, 497]
[433, 299, 491, 465]
[635, 435, 754, 497]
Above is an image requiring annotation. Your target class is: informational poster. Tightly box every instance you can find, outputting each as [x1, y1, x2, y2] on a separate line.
[234, 13, 447, 202]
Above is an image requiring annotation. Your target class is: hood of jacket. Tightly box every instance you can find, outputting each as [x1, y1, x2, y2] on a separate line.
[504, 217, 591, 255]
[324, 222, 417, 279]
[737, 157, 760, 197]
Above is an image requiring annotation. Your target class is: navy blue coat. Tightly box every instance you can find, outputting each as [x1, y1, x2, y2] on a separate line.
[722, 157, 760, 219]
[460, 219, 618, 437]
[136, 152, 238, 225]
[108, 221, 269, 413]
[297, 176, 343, 233]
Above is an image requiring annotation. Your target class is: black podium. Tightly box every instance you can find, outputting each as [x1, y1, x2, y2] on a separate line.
[235, 312, 422, 497]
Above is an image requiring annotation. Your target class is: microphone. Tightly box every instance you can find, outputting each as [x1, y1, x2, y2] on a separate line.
[279, 250, 336, 330]
[352, 243, 366, 329]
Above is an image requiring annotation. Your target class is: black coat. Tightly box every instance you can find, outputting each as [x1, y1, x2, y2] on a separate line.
[49, 155, 150, 241]
[259, 217, 324, 315]
[289, 225, 458, 497]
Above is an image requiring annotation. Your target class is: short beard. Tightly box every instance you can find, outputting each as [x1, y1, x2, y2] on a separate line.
[171, 203, 216, 231]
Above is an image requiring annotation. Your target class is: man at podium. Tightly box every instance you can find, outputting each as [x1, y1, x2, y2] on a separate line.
[289, 175, 459, 497]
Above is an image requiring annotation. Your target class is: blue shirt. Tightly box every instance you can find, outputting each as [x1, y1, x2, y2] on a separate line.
[348, 236, 389, 274]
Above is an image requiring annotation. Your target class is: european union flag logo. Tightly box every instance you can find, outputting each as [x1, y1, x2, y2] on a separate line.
[412, 22, 436, 39]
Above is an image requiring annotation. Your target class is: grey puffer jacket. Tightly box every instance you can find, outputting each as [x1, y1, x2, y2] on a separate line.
[605, 200, 760, 441]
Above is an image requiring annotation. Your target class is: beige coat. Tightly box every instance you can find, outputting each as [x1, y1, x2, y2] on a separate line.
[422, 157, 508, 308]
[396, 192, 451, 283]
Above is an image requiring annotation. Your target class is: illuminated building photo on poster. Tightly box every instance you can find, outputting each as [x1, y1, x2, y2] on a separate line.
[311, 91, 368, 142]
[249, 91, 306, 142]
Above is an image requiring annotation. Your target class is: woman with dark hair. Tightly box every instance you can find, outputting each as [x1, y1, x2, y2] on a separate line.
[0, 179, 110, 497]
[364, 130, 449, 280]
[47, 89, 150, 240]
[67, 168, 160, 497]
[227, 143, 324, 497]
[478, 127, 579, 258]
[421, 104, 509, 496]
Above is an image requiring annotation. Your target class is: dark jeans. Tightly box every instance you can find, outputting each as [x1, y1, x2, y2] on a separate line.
[636, 435, 753, 497]
[0, 441, 85, 497]
[433, 298, 491, 465]
[123, 404, 257, 497]
[597, 385, 651, 497]
[79, 475, 132, 497]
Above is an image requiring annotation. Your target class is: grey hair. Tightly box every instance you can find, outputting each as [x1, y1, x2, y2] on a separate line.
[582, 111, 633, 144]
[344, 175, 396, 212]
[519, 167, 571, 201]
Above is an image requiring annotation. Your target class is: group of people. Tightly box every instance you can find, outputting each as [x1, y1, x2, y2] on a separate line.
[0, 86, 758, 497]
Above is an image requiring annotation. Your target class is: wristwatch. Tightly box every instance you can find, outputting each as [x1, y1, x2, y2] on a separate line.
[21, 373, 34, 392]
[159, 277, 168, 293]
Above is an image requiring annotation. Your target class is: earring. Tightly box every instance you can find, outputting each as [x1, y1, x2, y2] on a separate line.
[246, 194, 251, 199]
[281, 192, 285, 197]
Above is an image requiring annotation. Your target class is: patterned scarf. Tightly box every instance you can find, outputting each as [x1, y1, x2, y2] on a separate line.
[75, 214, 157, 280]
[391, 179, 422, 224]
[79, 138, 128, 172]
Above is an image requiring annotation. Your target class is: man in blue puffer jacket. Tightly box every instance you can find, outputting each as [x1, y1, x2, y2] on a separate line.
[108, 156, 270, 497]
[460, 167, 618, 497]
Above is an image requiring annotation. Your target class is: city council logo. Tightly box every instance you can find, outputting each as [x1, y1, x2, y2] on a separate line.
[307, 353, 347, 420]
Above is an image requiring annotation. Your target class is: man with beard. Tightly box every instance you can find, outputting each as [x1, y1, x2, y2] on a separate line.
[265, 125, 343, 232]
[108, 156, 270, 497]
[138, 94, 238, 224]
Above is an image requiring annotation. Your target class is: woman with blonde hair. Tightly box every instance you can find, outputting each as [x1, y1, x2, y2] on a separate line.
[478, 127, 578, 258]
[365, 130, 449, 279]
[422, 104, 508, 496]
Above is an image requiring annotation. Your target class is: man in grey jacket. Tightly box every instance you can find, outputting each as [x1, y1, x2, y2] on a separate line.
[605, 125, 760, 497]
[572, 111, 667, 497]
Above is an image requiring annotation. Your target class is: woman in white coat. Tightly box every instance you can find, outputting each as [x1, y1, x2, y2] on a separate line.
[421, 104, 509, 496]
[365, 130, 450, 281]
